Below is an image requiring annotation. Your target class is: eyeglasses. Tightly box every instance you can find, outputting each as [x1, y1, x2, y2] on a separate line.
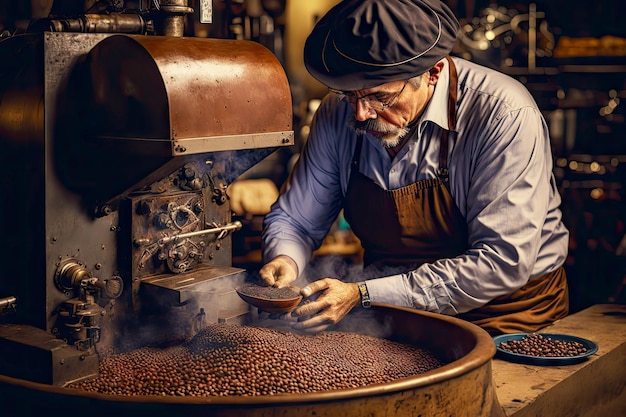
[330, 81, 409, 112]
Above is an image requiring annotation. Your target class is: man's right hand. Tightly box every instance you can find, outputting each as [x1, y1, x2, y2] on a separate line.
[259, 255, 298, 287]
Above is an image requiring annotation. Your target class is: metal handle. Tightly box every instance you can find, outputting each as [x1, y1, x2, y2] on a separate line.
[159, 220, 242, 244]
[0, 296, 17, 314]
[134, 220, 243, 247]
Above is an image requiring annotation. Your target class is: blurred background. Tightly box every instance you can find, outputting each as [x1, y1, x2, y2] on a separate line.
[1, 0, 625, 313]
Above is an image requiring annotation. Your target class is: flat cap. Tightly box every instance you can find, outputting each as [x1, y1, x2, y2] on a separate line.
[304, 0, 459, 90]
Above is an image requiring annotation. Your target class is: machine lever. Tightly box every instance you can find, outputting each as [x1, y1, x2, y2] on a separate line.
[135, 221, 243, 247]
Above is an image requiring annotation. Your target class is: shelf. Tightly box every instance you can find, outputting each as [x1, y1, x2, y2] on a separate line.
[499, 64, 626, 75]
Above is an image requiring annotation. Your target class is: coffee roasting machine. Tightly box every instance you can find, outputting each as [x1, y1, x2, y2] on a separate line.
[0, 0, 293, 386]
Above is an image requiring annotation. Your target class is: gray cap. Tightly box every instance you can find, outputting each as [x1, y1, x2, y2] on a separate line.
[304, 0, 459, 90]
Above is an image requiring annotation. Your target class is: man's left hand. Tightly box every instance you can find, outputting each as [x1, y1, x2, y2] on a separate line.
[290, 278, 361, 334]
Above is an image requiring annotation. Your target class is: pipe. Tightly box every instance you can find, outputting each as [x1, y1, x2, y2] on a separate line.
[48, 13, 146, 33]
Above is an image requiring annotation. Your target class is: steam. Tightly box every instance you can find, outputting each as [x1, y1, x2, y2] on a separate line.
[98, 253, 411, 354]
[289, 255, 415, 338]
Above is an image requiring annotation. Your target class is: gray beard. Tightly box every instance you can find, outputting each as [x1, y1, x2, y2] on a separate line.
[348, 117, 410, 148]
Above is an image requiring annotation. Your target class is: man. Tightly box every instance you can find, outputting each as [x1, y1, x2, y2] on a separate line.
[259, 0, 569, 335]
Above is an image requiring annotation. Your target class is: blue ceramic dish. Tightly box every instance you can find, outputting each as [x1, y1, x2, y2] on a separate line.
[493, 333, 598, 365]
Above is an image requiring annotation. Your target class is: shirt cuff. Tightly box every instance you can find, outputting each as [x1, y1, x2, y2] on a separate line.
[365, 274, 412, 307]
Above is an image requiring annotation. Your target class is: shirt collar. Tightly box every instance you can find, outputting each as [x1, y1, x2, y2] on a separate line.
[417, 58, 450, 132]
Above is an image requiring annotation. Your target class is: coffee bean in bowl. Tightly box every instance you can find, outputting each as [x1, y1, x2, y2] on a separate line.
[236, 284, 303, 314]
[493, 333, 598, 365]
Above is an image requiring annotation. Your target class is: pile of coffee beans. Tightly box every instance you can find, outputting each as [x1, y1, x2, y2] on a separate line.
[238, 284, 300, 300]
[498, 333, 589, 357]
[68, 323, 445, 397]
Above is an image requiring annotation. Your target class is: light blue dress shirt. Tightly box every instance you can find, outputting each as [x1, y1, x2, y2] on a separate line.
[262, 56, 569, 315]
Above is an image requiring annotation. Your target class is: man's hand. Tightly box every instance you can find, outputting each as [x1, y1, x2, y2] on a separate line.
[290, 278, 361, 334]
[259, 255, 298, 287]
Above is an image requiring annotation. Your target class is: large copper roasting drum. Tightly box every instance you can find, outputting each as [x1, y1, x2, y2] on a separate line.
[1, 305, 505, 417]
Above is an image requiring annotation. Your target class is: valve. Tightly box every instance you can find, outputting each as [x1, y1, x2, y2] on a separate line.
[54, 259, 123, 299]
[53, 259, 123, 350]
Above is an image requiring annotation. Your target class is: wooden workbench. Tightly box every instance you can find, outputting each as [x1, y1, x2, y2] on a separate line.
[492, 304, 626, 417]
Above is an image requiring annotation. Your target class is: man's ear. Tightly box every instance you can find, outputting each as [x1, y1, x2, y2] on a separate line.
[428, 61, 445, 85]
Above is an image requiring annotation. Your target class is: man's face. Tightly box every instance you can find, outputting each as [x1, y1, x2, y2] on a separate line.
[345, 71, 436, 148]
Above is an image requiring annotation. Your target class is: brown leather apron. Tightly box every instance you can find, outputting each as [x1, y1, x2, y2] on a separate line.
[343, 57, 568, 335]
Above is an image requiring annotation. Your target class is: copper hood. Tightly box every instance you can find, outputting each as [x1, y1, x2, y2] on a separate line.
[57, 34, 293, 208]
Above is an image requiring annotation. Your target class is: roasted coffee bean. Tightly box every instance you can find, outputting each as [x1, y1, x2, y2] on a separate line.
[498, 333, 588, 357]
[68, 323, 445, 397]
[238, 284, 300, 300]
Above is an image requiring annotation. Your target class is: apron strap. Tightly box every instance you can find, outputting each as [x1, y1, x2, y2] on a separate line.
[445, 56, 458, 131]
[439, 56, 458, 180]
[352, 134, 364, 172]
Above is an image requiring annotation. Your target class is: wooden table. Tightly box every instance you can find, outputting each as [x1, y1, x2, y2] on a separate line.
[492, 304, 626, 417]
